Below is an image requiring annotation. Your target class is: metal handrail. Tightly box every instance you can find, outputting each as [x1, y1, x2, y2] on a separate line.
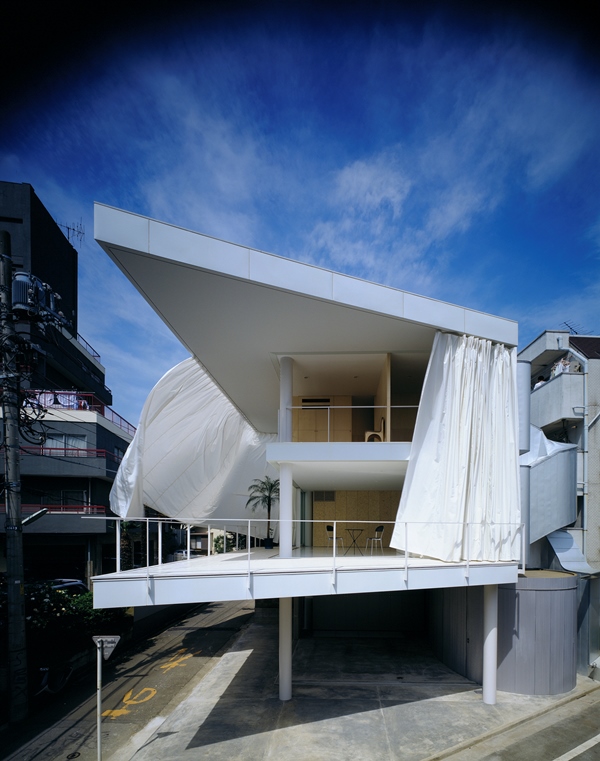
[94, 516, 524, 575]
[26, 390, 136, 436]
[288, 404, 418, 442]
[76, 333, 101, 359]
[20, 446, 124, 463]
[0, 503, 106, 515]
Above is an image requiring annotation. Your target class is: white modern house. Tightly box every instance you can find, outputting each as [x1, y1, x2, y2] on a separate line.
[91, 203, 579, 705]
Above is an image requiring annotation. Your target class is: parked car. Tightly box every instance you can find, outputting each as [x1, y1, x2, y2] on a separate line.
[50, 579, 89, 594]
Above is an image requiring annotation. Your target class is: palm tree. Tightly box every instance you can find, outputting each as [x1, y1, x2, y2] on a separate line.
[246, 476, 280, 542]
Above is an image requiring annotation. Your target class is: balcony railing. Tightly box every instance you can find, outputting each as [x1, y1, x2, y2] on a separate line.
[76, 333, 101, 360]
[94, 517, 525, 575]
[0, 504, 106, 515]
[289, 404, 419, 443]
[27, 390, 136, 437]
[530, 372, 584, 428]
[20, 446, 124, 464]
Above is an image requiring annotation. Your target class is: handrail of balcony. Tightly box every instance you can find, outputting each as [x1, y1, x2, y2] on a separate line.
[91, 516, 524, 575]
[20, 446, 124, 464]
[76, 333, 101, 360]
[0, 503, 106, 515]
[287, 404, 419, 442]
[26, 390, 136, 436]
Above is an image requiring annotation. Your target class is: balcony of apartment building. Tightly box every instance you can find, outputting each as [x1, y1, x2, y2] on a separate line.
[13, 391, 134, 480]
[0, 502, 107, 534]
[530, 364, 584, 429]
[26, 390, 136, 438]
[19, 440, 125, 479]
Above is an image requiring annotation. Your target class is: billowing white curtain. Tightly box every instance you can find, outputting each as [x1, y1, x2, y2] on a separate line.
[110, 357, 278, 538]
[390, 332, 521, 562]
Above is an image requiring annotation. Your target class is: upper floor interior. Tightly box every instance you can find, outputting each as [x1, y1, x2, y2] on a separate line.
[95, 203, 518, 437]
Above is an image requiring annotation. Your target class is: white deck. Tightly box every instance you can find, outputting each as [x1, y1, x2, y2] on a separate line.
[92, 547, 520, 609]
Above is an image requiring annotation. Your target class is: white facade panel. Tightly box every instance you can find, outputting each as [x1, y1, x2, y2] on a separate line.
[331, 274, 404, 318]
[464, 309, 518, 346]
[249, 249, 333, 299]
[267, 441, 411, 463]
[149, 220, 250, 278]
[95, 204, 149, 253]
[93, 560, 519, 609]
[404, 291, 465, 333]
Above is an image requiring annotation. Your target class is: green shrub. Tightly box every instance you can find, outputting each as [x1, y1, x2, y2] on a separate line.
[0, 580, 131, 660]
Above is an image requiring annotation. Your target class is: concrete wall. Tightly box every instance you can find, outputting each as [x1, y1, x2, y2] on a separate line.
[429, 587, 483, 683]
[309, 590, 428, 637]
[586, 358, 600, 564]
[497, 572, 577, 695]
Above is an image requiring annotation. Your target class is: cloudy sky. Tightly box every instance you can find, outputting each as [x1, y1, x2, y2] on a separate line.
[1, 1, 599, 426]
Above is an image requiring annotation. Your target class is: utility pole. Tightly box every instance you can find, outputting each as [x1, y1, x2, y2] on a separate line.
[0, 230, 28, 722]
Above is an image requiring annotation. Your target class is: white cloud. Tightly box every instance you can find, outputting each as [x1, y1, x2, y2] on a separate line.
[3, 11, 600, 420]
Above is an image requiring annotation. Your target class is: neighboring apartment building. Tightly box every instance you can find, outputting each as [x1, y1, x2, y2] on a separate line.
[519, 331, 600, 675]
[0, 182, 135, 584]
[91, 203, 584, 704]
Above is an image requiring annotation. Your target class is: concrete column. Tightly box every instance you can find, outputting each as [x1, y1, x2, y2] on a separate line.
[279, 462, 293, 558]
[517, 360, 531, 455]
[279, 356, 293, 442]
[483, 584, 498, 705]
[520, 464, 532, 569]
[279, 597, 292, 701]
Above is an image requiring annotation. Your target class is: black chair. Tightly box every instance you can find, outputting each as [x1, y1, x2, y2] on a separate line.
[326, 525, 344, 550]
[365, 525, 384, 554]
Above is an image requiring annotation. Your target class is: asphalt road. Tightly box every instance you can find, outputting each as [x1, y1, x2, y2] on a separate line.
[0, 600, 255, 761]
[431, 687, 600, 761]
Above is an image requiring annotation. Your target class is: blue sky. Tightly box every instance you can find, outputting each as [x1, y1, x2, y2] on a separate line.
[1, 1, 600, 426]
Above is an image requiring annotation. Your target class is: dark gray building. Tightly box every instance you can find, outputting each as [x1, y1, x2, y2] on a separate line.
[0, 181, 134, 583]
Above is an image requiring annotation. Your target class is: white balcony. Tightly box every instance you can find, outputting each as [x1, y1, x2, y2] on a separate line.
[92, 518, 522, 610]
[530, 372, 584, 428]
[266, 442, 410, 490]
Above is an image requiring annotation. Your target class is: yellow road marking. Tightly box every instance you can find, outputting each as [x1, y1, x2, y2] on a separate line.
[102, 687, 157, 719]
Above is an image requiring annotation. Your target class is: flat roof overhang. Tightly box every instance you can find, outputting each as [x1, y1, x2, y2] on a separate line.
[94, 204, 518, 433]
[92, 551, 519, 609]
[266, 442, 410, 490]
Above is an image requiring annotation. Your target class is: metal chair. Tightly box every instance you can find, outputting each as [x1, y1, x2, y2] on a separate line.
[365, 525, 384, 554]
[326, 525, 344, 550]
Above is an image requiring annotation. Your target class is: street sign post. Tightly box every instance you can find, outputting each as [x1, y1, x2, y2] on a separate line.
[93, 636, 120, 761]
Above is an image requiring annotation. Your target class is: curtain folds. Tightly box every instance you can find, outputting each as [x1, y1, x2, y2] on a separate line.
[390, 332, 521, 562]
[110, 358, 277, 538]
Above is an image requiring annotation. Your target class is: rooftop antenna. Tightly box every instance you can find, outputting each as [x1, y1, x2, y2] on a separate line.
[560, 320, 585, 335]
[56, 218, 85, 247]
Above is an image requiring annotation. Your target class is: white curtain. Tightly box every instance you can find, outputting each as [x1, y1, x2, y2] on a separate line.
[390, 332, 521, 562]
[110, 358, 277, 538]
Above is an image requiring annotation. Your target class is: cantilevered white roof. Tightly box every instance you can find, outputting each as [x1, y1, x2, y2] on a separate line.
[94, 203, 518, 433]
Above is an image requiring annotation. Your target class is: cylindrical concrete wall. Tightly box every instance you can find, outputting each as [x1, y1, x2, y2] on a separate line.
[497, 571, 577, 695]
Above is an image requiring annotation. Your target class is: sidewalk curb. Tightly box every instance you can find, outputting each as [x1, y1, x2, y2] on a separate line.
[421, 679, 600, 761]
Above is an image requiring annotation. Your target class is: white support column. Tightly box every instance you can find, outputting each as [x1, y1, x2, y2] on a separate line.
[483, 584, 498, 705]
[517, 359, 531, 456]
[279, 596, 292, 701]
[279, 356, 293, 443]
[279, 462, 293, 558]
